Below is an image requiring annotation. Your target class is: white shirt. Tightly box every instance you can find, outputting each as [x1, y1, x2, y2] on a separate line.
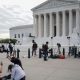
[11, 64, 25, 80]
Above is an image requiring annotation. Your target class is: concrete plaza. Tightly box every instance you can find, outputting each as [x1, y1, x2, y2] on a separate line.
[0, 52, 80, 80]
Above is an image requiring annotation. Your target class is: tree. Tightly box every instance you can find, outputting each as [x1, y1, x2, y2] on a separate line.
[0, 38, 17, 44]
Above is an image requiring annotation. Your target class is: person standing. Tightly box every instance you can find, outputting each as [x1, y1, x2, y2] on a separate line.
[32, 40, 38, 56]
[43, 42, 49, 61]
[8, 43, 13, 56]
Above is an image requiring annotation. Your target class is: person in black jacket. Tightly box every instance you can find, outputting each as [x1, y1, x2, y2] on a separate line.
[32, 40, 38, 56]
[42, 42, 49, 61]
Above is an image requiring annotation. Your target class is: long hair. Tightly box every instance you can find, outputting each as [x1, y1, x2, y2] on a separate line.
[8, 64, 13, 72]
[11, 57, 23, 69]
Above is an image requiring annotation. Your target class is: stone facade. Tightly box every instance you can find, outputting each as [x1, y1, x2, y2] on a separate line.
[10, 25, 33, 44]
[32, 0, 80, 46]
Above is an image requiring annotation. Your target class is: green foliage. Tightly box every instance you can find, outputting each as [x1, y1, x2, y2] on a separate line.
[0, 38, 17, 44]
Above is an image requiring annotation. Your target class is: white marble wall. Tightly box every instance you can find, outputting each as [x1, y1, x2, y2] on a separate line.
[33, 9, 80, 38]
[10, 25, 33, 44]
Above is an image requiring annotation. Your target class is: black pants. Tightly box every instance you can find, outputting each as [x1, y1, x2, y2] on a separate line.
[20, 76, 25, 80]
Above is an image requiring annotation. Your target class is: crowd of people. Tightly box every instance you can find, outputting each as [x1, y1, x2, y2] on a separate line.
[0, 39, 79, 80]
[0, 43, 25, 80]
[0, 40, 49, 79]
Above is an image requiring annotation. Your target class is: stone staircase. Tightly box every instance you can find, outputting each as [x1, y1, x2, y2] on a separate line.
[70, 28, 80, 46]
[18, 27, 80, 53]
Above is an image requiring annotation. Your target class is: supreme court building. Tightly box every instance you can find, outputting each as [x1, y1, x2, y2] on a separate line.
[32, 0, 80, 46]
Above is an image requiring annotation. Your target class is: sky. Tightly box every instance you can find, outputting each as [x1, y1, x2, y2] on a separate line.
[0, 0, 46, 39]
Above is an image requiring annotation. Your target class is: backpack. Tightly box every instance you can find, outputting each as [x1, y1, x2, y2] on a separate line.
[33, 43, 38, 49]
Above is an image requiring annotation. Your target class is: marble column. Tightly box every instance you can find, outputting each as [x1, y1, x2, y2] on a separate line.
[62, 11, 66, 36]
[44, 14, 47, 37]
[56, 12, 60, 36]
[33, 15, 38, 37]
[76, 9, 80, 33]
[69, 10, 73, 36]
[41, 15, 44, 37]
[38, 14, 42, 37]
[50, 13, 53, 37]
